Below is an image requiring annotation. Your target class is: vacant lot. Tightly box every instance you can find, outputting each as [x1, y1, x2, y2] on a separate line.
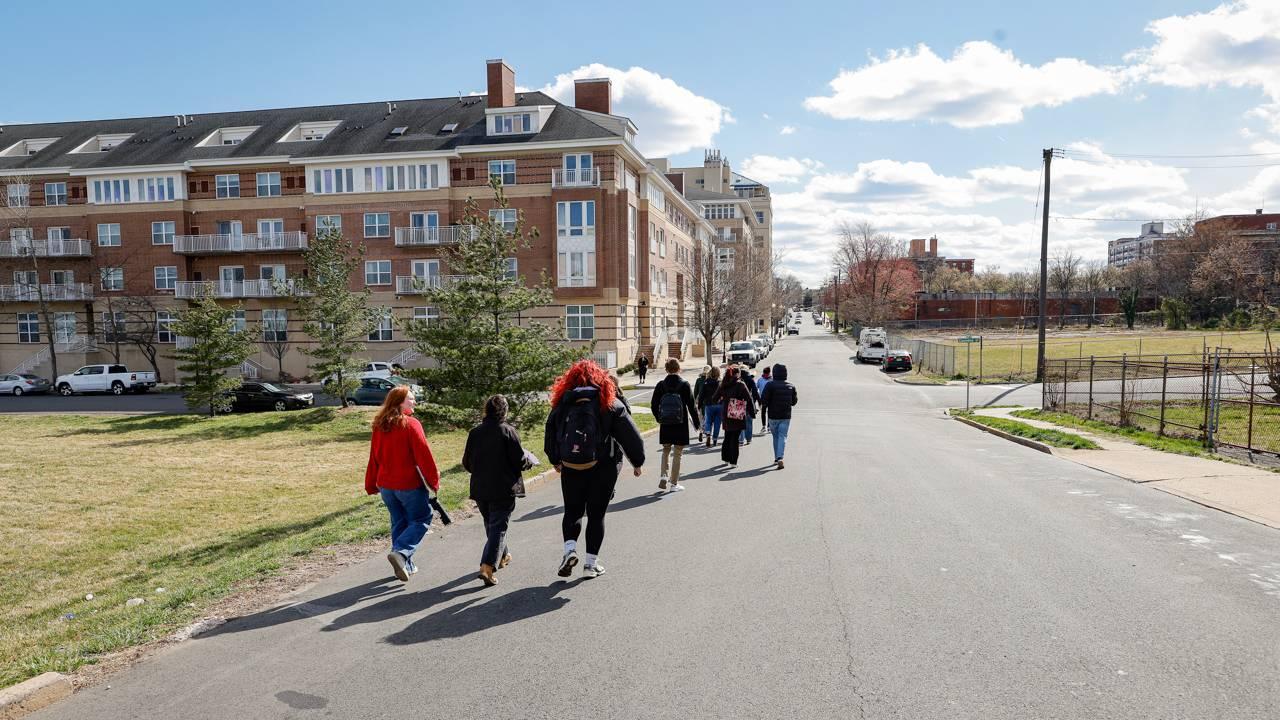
[0, 408, 654, 687]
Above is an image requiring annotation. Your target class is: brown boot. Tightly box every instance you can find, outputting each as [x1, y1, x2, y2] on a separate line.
[479, 563, 497, 586]
[498, 551, 513, 569]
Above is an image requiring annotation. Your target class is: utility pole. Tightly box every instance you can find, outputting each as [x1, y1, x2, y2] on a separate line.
[832, 271, 839, 333]
[1035, 148, 1059, 383]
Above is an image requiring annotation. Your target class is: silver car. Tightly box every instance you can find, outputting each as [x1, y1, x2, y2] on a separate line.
[0, 373, 52, 395]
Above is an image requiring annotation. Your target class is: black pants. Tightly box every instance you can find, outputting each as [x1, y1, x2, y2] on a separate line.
[561, 463, 620, 555]
[721, 427, 742, 465]
[760, 403, 768, 429]
[475, 497, 515, 567]
[638, 368, 647, 383]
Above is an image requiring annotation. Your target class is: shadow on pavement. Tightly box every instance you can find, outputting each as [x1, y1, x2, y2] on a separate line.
[719, 465, 777, 481]
[607, 493, 665, 513]
[321, 574, 484, 632]
[201, 577, 405, 638]
[383, 580, 581, 645]
[516, 504, 562, 523]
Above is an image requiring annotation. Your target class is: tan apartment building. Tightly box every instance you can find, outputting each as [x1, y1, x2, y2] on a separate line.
[0, 59, 718, 382]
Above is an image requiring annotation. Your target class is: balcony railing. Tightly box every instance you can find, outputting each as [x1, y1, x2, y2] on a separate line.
[173, 231, 309, 255]
[395, 275, 468, 294]
[552, 167, 601, 188]
[0, 283, 94, 301]
[174, 279, 310, 299]
[0, 239, 93, 258]
[393, 225, 478, 247]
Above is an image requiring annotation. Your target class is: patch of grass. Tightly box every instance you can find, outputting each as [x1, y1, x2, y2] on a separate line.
[1011, 409, 1210, 457]
[960, 413, 1100, 449]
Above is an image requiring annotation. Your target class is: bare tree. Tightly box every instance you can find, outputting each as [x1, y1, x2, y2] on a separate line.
[1049, 250, 1082, 328]
[834, 221, 917, 326]
[976, 265, 1007, 294]
[0, 173, 59, 378]
[262, 333, 292, 382]
[1080, 260, 1110, 328]
[111, 295, 171, 381]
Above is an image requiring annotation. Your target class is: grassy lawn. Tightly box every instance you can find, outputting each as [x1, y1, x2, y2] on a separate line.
[1011, 409, 1210, 457]
[956, 412, 1100, 449]
[0, 408, 655, 687]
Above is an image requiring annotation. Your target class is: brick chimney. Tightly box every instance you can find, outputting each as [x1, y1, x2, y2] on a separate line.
[909, 239, 925, 258]
[486, 59, 515, 109]
[928, 236, 938, 257]
[574, 78, 611, 114]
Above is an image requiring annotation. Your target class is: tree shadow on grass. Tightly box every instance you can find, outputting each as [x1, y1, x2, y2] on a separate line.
[61, 407, 372, 447]
[382, 579, 580, 645]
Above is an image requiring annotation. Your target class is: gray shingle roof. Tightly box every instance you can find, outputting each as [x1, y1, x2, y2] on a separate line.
[0, 92, 621, 172]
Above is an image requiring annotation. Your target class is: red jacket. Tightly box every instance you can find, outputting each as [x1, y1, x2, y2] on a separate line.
[364, 414, 440, 495]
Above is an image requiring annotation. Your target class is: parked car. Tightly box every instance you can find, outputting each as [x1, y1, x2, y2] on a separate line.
[56, 364, 157, 396]
[225, 382, 315, 412]
[855, 328, 888, 364]
[727, 341, 758, 368]
[347, 376, 425, 406]
[787, 326, 800, 335]
[321, 361, 406, 388]
[813, 317, 823, 325]
[881, 350, 913, 372]
[750, 337, 769, 358]
[0, 373, 51, 395]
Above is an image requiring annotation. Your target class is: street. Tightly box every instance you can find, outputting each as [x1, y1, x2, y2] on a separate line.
[33, 322, 1280, 719]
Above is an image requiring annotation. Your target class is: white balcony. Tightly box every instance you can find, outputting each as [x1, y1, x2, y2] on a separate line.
[0, 239, 93, 258]
[552, 168, 601, 188]
[174, 279, 310, 299]
[395, 275, 468, 294]
[393, 225, 478, 247]
[0, 283, 94, 302]
[173, 231, 309, 255]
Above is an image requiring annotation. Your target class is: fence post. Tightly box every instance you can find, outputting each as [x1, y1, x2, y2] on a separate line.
[1019, 343, 1024, 379]
[1248, 361, 1256, 451]
[1159, 356, 1168, 436]
[1119, 353, 1128, 426]
[979, 335, 984, 384]
[1087, 356, 1094, 420]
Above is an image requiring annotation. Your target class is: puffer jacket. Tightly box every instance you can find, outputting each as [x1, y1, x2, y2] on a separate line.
[761, 363, 798, 420]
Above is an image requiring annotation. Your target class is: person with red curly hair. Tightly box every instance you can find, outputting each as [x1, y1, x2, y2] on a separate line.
[544, 359, 646, 578]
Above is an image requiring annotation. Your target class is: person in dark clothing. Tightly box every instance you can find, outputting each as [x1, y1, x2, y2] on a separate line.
[636, 354, 650, 385]
[699, 365, 723, 447]
[738, 366, 761, 446]
[650, 357, 700, 492]
[714, 365, 755, 468]
[756, 366, 772, 433]
[545, 360, 646, 578]
[761, 363, 799, 469]
[462, 394, 532, 586]
[693, 366, 711, 443]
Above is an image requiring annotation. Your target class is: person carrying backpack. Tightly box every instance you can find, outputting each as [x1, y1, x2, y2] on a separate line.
[462, 394, 533, 586]
[545, 360, 646, 578]
[699, 365, 723, 447]
[650, 357, 700, 492]
[636, 353, 650, 385]
[756, 366, 772, 433]
[761, 363, 798, 469]
[714, 365, 755, 468]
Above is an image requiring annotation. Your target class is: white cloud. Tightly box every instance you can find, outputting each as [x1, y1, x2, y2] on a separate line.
[540, 64, 732, 157]
[804, 41, 1122, 128]
[779, 125, 797, 135]
[1130, 1, 1280, 99]
[762, 113, 771, 120]
[739, 155, 823, 184]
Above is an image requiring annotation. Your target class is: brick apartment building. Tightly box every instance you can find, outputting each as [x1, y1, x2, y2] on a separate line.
[907, 236, 974, 275]
[0, 59, 733, 381]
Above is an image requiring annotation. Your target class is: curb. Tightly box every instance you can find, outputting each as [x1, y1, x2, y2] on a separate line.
[951, 414, 1052, 455]
[0, 672, 72, 720]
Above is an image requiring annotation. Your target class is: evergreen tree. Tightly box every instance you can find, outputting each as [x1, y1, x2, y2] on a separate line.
[290, 227, 381, 407]
[170, 294, 255, 416]
[402, 179, 586, 426]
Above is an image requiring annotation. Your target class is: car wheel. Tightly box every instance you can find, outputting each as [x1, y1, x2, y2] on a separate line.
[111, 382, 125, 395]
[274, 400, 288, 412]
[13, 387, 23, 396]
[58, 384, 73, 396]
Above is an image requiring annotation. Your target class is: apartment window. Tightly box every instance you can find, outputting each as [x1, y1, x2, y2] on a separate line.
[491, 112, 533, 135]
[490, 208, 518, 233]
[649, 222, 657, 254]
[566, 305, 594, 340]
[14, 270, 37, 286]
[504, 257, 518, 281]
[312, 167, 356, 194]
[488, 160, 516, 185]
[413, 306, 439, 325]
[262, 309, 287, 342]
[755, 211, 765, 224]
[101, 311, 126, 341]
[151, 221, 176, 245]
[100, 267, 124, 291]
[628, 206, 639, 289]
[6, 183, 29, 208]
[50, 270, 73, 286]
[658, 228, 666, 258]
[44, 182, 67, 206]
[97, 223, 121, 247]
[47, 227, 71, 241]
[364, 213, 390, 238]
[215, 174, 240, 199]
[156, 311, 176, 343]
[558, 201, 595, 238]
[316, 215, 342, 234]
[256, 172, 281, 197]
[620, 305, 629, 340]
[368, 312, 394, 342]
[360, 163, 440, 192]
[365, 260, 392, 286]
[557, 201, 595, 287]
[154, 266, 177, 290]
[1269, 223, 1279, 231]
[230, 309, 246, 333]
[17, 313, 39, 343]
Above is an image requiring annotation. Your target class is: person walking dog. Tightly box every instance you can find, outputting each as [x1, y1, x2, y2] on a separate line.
[715, 365, 755, 468]
[761, 363, 798, 469]
[651, 357, 700, 492]
[462, 394, 533, 586]
[365, 386, 440, 582]
[545, 360, 646, 578]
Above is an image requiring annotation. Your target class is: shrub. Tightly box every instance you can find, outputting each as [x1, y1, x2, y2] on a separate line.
[1161, 298, 1189, 330]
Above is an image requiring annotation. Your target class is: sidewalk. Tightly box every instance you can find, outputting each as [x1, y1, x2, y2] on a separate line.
[970, 407, 1280, 530]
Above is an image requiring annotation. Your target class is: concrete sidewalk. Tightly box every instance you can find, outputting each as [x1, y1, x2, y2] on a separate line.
[972, 407, 1280, 530]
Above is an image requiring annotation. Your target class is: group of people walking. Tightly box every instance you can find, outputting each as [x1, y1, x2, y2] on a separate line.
[364, 354, 795, 587]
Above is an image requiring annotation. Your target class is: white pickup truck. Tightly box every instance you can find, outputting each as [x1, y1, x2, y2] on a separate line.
[56, 364, 157, 396]
[855, 328, 889, 364]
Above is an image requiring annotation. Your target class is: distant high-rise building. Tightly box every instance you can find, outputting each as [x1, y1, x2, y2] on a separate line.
[1108, 222, 1170, 267]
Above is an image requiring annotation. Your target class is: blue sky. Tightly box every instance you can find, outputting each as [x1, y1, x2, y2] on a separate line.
[5, 0, 1280, 284]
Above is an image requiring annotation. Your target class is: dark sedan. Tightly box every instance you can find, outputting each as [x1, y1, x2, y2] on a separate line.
[0, 373, 52, 395]
[347, 376, 425, 406]
[226, 382, 315, 412]
[881, 350, 913, 372]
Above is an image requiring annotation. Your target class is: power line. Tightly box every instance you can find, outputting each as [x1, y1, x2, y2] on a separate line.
[1051, 216, 1185, 222]
[1060, 149, 1280, 160]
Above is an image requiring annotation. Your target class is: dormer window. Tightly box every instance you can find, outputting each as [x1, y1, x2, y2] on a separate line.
[277, 121, 341, 143]
[196, 126, 260, 147]
[70, 133, 134, 154]
[491, 112, 533, 135]
[0, 138, 59, 157]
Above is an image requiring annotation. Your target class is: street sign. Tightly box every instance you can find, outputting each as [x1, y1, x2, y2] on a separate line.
[959, 335, 981, 343]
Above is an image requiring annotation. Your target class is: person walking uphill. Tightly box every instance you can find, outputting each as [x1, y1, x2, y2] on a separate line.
[756, 366, 772, 433]
[761, 363, 798, 469]
[715, 365, 755, 468]
[462, 394, 533, 587]
[636, 353, 650, 385]
[365, 386, 440, 583]
[545, 360, 646, 578]
[699, 365, 723, 447]
[651, 357, 700, 492]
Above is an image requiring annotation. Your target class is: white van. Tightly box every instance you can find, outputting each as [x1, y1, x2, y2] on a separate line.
[855, 328, 888, 364]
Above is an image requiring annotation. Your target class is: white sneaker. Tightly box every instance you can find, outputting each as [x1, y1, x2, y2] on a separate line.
[583, 563, 607, 578]
[557, 552, 579, 578]
[669, 483, 685, 492]
[387, 551, 409, 582]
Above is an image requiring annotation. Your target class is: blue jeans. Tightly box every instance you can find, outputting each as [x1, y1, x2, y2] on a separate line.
[769, 418, 791, 460]
[740, 416, 754, 444]
[380, 487, 433, 562]
[703, 405, 723, 442]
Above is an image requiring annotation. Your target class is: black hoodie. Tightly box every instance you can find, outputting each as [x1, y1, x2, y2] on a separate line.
[544, 386, 646, 469]
[761, 363, 798, 420]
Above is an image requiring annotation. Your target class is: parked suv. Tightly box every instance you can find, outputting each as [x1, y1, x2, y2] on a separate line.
[727, 341, 758, 368]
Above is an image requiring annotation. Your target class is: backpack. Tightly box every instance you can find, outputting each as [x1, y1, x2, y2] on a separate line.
[558, 398, 602, 470]
[657, 386, 685, 425]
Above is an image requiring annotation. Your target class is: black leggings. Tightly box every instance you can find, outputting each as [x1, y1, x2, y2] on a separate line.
[561, 463, 620, 555]
[721, 428, 742, 465]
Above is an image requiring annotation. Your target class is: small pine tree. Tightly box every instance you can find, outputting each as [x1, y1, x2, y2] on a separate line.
[1119, 288, 1140, 330]
[170, 295, 256, 416]
[402, 179, 586, 426]
[291, 227, 381, 407]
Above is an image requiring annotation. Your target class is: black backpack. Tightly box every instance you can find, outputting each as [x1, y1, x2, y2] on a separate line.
[657, 386, 684, 425]
[558, 398, 603, 470]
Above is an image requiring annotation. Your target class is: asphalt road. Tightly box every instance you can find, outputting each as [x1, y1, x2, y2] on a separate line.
[34, 323, 1280, 719]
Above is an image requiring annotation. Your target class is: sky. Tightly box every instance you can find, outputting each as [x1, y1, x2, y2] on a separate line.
[5, 0, 1280, 285]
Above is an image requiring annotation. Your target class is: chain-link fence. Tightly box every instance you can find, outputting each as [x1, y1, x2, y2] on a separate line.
[1042, 352, 1280, 456]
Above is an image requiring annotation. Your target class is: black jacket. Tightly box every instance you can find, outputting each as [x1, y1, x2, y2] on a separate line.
[544, 386, 646, 469]
[713, 377, 756, 432]
[697, 376, 720, 407]
[651, 374, 701, 446]
[760, 363, 798, 420]
[463, 417, 527, 502]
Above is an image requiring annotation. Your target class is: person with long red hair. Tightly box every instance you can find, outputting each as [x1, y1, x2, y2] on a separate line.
[365, 385, 440, 582]
[544, 359, 645, 578]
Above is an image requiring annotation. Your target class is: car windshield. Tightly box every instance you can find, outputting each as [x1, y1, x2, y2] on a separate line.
[258, 383, 283, 393]
[730, 342, 754, 350]
[388, 375, 416, 385]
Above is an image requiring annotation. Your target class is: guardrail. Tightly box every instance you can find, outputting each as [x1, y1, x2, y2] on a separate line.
[552, 167, 601, 188]
[174, 279, 309, 299]
[0, 239, 93, 258]
[0, 283, 94, 301]
[393, 225, 478, 247]
[173, 231, 308, 255]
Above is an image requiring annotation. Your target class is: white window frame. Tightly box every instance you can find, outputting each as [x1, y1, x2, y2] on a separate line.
[620, 305, 629, 340]
[256, 172, 281, 197]
[100, 267, 124, 292]
[154, 266, 177, 290]
[47, 227, 71, 241]
[156, 311, 176, 343]
[6, 182, 29, 208]
[365, 260, 392, 286]
[488, 159, 516, 185]
[413, 306, 439, 325]
[315, 214, 342, 234]
[97, 223, 121, 247]
[262, 309, 288, 342]
[566, 305, 594, 340]
[44, 182, 67, 206]
[489, 208, 518, 233]
[628, 205, 637, 289]
[151, 220, 175, 245]
[368, 311, 394, 342]
[364, 213, 390, 238]
[50, 269, 74, 286]
[215, 174, 240, 199]
[16, 313, 39, 343]
[504, 257, 518, 281]
[491, 113, 533, 135]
